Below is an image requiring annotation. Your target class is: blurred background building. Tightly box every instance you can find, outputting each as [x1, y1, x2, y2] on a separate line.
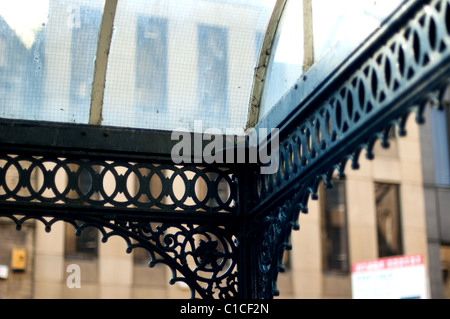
[0, 0, 448, 299]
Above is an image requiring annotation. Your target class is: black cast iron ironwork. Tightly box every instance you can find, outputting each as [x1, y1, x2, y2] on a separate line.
[0, 0, 449, 299]
[0, 122, 245, 299]
[245, 0, 450, 298]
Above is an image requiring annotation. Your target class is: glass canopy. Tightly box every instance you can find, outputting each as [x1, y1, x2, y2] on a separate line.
[0, 0, 409, 133]
[0, 0, 275, 133]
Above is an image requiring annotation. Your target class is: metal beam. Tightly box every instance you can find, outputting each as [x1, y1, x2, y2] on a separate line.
[89, 0, 118, 125]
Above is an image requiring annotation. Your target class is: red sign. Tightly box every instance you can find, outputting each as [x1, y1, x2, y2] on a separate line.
[352, 254, 424, 273]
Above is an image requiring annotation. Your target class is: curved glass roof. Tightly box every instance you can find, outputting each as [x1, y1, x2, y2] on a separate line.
[0, 0, 275, 132]
[257, 0, 405, 125]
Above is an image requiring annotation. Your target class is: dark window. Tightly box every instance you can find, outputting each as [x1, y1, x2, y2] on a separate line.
[375, 183, 403, 257]
[198, 25, 228, 116]
[65, 222, 98, 258]
[135, 16, 168, 111]
[430, 106, 450, 185]
[70, 7, 102, 119]
[441, 245, 450, 299]
[321, 180, 349, 273]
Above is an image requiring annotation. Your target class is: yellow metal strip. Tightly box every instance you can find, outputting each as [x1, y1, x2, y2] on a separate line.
[89, 0, 118, 125]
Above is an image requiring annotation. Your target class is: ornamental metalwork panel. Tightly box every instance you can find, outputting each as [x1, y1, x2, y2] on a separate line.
[0, 153, 237, 214]
[0, 134, 244, 299]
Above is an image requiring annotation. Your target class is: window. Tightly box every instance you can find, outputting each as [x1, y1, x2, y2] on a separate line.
[321, 180, 349, 273]
[375, 183, 403, 257]
[430, 106, 450, 186]
[70, 7, 102, 123]
[64, 222, 98, 258]
[441, 245, 450, 299]
[135, 16, 168, 112]
[197, 25, 229, 123]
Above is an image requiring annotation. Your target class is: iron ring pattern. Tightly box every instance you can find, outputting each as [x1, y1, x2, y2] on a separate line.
[0, 153, 240, 298]
[248, 0, 450, 298]
[0, 154, 237, 214]
[254, 0, 450, 212]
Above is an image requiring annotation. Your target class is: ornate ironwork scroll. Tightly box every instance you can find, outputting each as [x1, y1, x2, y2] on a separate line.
[245, 0, 450, 299]
[1, 213, 239, 299]
[0, 127, 243, 299]
[251, 192, 301, 298]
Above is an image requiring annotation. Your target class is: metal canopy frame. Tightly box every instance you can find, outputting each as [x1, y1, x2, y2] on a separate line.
[0, 0, 450, 299]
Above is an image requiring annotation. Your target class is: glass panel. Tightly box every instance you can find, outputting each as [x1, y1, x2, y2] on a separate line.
[69, 6, 103, 123]
[102, 0, 275, 132]
[313, 0, 404, 62]
[0, 0, 104, 123]
[321, 180, 349, 273]
[259, 0, 304, 120]
[135, 16, 168, 112]
[197, 25, 229, 129]
[258, 0, 405, 123]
